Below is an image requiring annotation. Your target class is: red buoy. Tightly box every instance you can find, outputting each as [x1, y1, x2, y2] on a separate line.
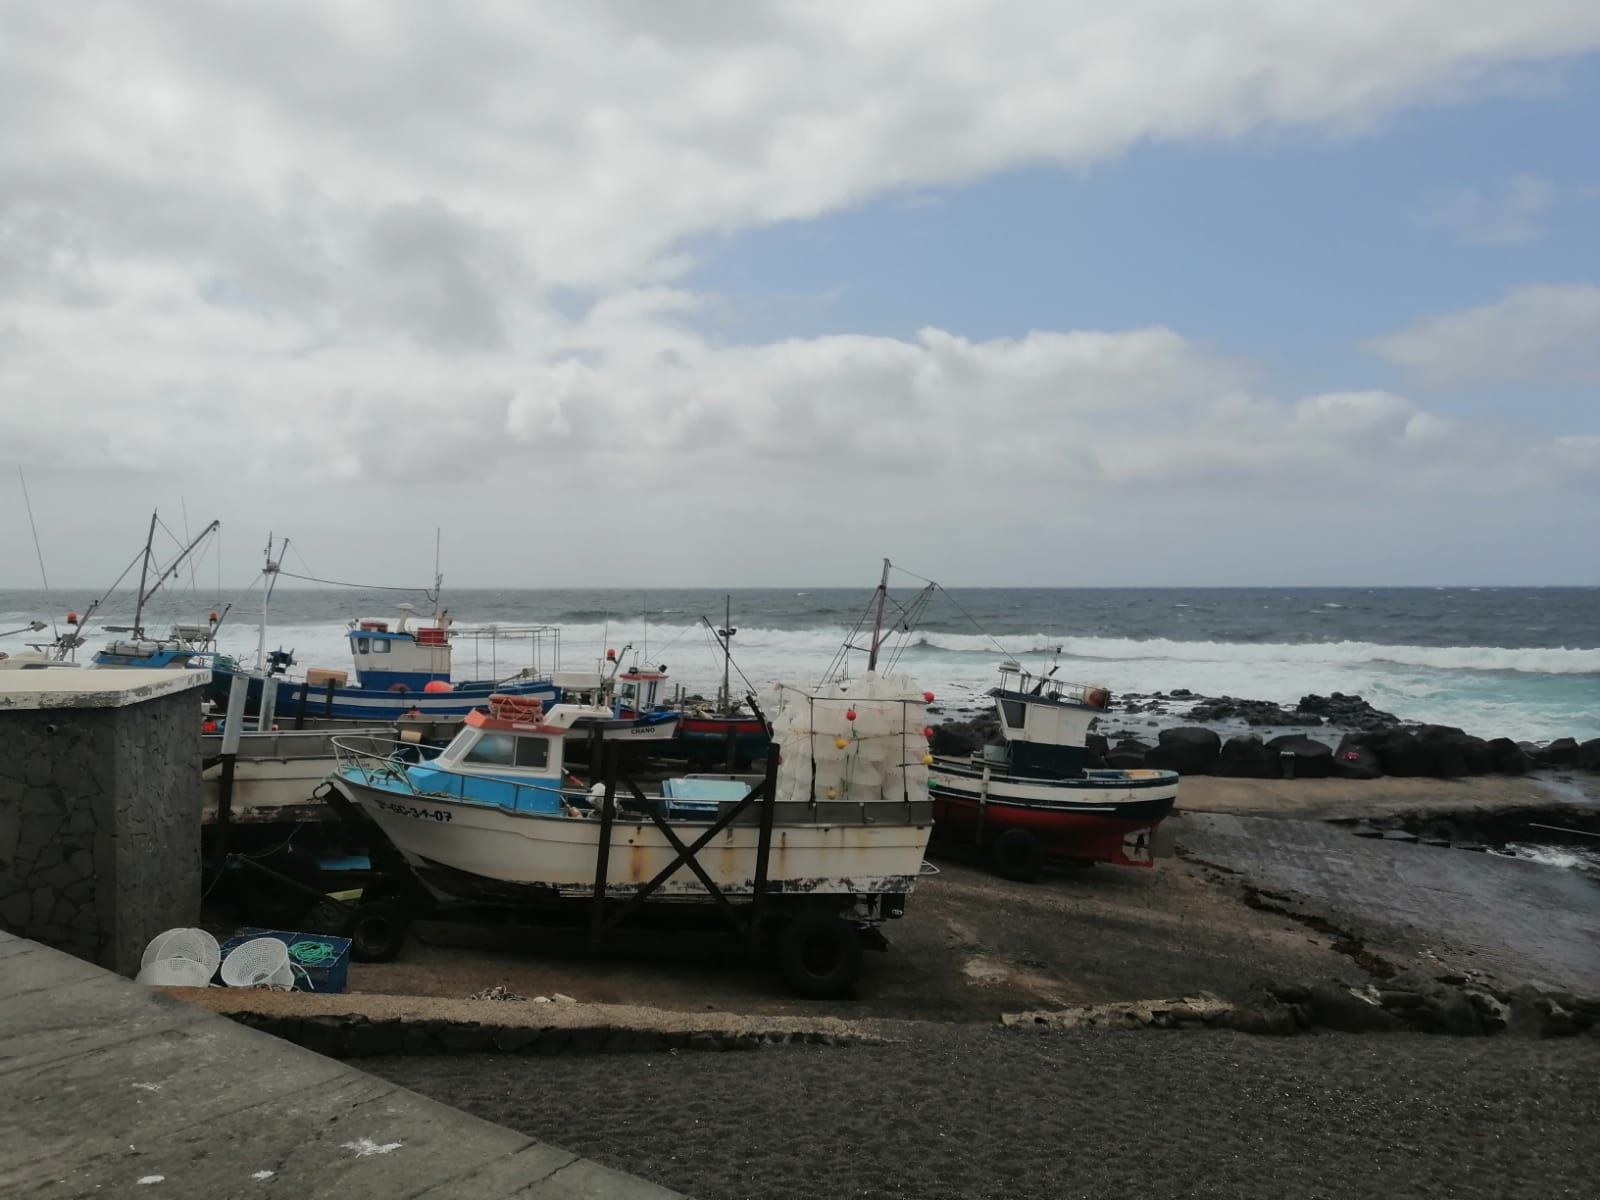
[845, 708, 857, 722]
[922, 726, 934, 739]
[423, 680, 453, 693]
[923, 691, 936, 703]
[66, 611, 79, 625]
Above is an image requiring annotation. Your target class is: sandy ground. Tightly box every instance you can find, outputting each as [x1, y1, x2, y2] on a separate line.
[285, 832, 1368, 1022]
[365, 1027, 1600, 1200]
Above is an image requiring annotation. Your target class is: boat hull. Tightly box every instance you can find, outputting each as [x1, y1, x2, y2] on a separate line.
[332, 772, 931, 902]
[928, 760, 1178, 868]
[674, 713, 772, 765]
[207, 667, 557, 722]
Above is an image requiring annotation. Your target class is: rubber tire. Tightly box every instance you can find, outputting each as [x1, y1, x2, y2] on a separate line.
[989, 828, 1046, 883]
[778, 910, 863, 999]
[347, 900, 412, 963]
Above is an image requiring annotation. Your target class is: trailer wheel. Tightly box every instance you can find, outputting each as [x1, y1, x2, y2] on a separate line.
[989, 828, 1045, 883]
[778, 909, 862, 999]
[347, 900, 411, 963]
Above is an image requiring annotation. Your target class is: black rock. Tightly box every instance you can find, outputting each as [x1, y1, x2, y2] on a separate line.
[1170, 688, 1193, 698]
[1544, 737, 1580, 767]
[1267, 734, 1334, 779]
[1331, 735, 1383, 780]
[1294, 692, 1401, 730]
[1487, 737, 1530, 775]
[1105, 737, 1150, 769]
[1085, 732, 1109, 769]
[1145, 726, 1222, 776]
[1578, 738, 1600, 772]
[929, 721, 983, 758]
[1302, 982, 1401, 1033]
[1375, 729, 1433, 777]
[1215, 735, 1280, 779]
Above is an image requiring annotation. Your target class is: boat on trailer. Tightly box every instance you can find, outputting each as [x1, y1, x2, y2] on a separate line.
[928, 660, 1179, 880]
[326, 561, 935, 996]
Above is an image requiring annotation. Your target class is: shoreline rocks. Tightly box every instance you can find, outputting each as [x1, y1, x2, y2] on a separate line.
[934, 689, 1598, 782]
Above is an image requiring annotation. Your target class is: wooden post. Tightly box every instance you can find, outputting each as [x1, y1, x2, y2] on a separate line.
[747, 749, 780, 956]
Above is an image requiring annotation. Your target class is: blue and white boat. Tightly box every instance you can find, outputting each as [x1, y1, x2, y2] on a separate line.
[208, 608, 558, 723]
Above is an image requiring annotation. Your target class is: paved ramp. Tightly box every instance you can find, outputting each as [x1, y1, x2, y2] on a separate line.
[0, 931, 683, 1198]
[1178, 813, 1600, 992]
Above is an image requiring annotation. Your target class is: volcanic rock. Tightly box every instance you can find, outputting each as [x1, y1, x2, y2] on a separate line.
[1104, 738, 1151, 770]
[1486, 737, 1530, 775]
[1214, 735, 1279, 778]
[1544, 737, 1580, 767]
[1266, 734, 1334, 779]
[1577, 738, 1600, 772]
[929, 721, 983, 758]
[1294, 693, 1400, 731]
[1331, 735, 1383, 780]
[1145, 726, 1221, 776]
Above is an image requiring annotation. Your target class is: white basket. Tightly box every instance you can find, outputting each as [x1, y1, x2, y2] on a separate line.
[136, 956, 216, 987]
[220, 938, 293, 989]
[141, 928, 221, 974]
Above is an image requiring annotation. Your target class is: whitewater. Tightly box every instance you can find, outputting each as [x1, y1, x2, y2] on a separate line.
[2, 585, 1595, 742]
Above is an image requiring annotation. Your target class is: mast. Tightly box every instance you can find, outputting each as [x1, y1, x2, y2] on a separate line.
[719, 594, 733, 711]
[132, 511, 158, 640]
[257, 534, 283, 673]
[866, 557, 890, 672]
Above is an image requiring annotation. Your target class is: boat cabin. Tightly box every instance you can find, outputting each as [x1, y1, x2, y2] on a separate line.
[616, 666, 668, 714]
[348, 606, 452, 691]
[402, 695, 581, 816]
[989, 660, 1111, 778]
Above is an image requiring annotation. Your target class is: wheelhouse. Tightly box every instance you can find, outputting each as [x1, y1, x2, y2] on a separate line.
[433, 702, 568, 780]
[990, 660, 1113, 777]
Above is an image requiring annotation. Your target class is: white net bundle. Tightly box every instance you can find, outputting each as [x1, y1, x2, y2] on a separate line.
[770, 671, 932, 806]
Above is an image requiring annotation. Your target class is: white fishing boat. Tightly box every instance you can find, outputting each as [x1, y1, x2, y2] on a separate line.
[929, 659, 1179, 879]
[327, 560, 934, 995]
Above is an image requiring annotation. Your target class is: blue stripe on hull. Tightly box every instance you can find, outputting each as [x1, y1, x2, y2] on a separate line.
[210, 668, 557, 722]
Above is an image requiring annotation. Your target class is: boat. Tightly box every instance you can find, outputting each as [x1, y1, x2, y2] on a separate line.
[665, 599, 771, 767]
[326, 559, 935, 996]
[207, 537, 558, 723]
[554, 654, 681, 745]
[928, 659, 1179, 879]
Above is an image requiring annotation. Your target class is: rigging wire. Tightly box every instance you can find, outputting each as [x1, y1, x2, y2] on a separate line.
[888, 561, 1014, 659]
[275, 568, 437, 597]
[16, 469, 56, 641]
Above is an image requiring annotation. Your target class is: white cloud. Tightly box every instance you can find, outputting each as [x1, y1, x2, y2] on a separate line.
[1368, 283, 1600, 386]
[2, 3, 1599, 583]
[1422, 174, 1559, 244]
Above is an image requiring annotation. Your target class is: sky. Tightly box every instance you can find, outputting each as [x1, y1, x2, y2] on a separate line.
[1, 1, 1597, 589]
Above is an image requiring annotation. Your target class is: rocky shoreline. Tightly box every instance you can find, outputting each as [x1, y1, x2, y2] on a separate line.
[933, 689, 1600, 782]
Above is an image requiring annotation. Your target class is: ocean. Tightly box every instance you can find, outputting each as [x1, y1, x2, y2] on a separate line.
[3, 585, 1597, 743]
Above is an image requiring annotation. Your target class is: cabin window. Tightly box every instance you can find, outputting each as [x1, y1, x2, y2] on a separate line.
[371, 638, 390, 654]
[355, 637, 370, 653]
[514, 738, 550, 769]
[999, 699, 1027, 729]
[464, 733, 516, 766]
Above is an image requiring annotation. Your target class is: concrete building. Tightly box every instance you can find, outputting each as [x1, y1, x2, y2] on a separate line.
[0, 669, 207, 976]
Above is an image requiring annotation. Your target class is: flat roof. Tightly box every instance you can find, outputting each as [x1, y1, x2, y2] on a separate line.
[0, 668, 209, 712]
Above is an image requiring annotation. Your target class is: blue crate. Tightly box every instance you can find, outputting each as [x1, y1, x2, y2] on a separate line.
[220, 928, 351, 993]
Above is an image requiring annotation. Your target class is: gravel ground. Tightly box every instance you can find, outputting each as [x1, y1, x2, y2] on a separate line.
[366, 1027, 1599, 1200]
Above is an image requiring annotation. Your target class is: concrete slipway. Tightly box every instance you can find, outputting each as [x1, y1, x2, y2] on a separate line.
[0, 930, 683, 1199]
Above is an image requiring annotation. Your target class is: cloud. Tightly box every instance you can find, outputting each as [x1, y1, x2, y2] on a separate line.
[2, 3, 1599, 583]
[1368, 283, 1600, 386]
[1422, 174, 1559, 244]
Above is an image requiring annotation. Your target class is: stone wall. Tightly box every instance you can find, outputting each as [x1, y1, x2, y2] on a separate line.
[0, 684, 202, 975]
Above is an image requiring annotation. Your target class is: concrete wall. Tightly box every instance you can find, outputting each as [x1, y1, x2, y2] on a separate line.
[0, 677, 203, 976]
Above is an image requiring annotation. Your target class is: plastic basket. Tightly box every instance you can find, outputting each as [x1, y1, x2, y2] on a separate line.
[136, 957, 216, 987]
[141, 928, 221, 975]
[220, 937, 294, 989]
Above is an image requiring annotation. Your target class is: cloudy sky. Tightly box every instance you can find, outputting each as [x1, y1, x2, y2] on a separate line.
[1, 1, 1597, 588]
